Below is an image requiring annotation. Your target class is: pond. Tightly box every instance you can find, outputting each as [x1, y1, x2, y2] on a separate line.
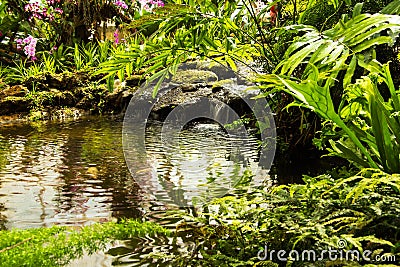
[0, 115, 334, 265]
[0, 116, 263, 230]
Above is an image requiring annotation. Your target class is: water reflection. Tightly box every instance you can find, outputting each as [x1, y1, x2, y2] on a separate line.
[0, 118, 142, 229]
[142, 121, 261, 207]
[0, 116, 262, 229]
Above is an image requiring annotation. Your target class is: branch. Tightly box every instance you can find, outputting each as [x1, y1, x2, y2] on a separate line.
[0, 238, 33, 253]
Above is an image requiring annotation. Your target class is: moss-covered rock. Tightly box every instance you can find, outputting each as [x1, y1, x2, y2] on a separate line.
[0, 96, 31, 115]
[171, 69, 218, 84]
[0, 71, 138, 120]
[28, 107, 85, 121]
[0, 85, 28, 98]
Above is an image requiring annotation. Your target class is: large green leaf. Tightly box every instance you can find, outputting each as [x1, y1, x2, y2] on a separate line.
[382, 0, 400, 14]
[262, 12, 400, 172]
[276, 13, 400, 86]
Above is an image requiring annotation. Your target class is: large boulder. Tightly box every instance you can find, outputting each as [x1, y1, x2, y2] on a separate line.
[141, 65, 260, 121]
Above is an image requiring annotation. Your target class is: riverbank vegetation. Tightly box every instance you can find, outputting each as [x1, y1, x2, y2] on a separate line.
[0, 0, 399, 266]
[0, 220, 169, 266]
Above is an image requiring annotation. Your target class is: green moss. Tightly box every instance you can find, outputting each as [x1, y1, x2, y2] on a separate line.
[2, 96, 25, 102]
[28, 109, 46, 121]
[211, 79, 235, 88]
[171, 70, 218, 84]
[300, 1, 338, 30]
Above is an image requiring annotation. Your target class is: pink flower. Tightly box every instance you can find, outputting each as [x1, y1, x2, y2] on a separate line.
[114, 29, 119, 44]
[114, 0, 128, 9]
[16, 39, 23, 50]
[25, 0, 63, 22]
[138, 0, 164, 11]
[18, 35, 38, 59]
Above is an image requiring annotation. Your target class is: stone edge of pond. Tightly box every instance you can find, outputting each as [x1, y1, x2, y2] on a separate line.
[0, 71, 143, 123]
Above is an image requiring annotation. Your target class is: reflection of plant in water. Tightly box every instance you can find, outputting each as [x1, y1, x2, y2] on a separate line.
[0, 64, 10, 89]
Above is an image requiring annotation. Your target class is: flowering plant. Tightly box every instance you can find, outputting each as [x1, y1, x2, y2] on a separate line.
[138, 0, 164, 12]
[16, 35, 38, 61]
[114, 29, 120, 44]
[24, 0, 63, 22]
[114, 0, 129, 10]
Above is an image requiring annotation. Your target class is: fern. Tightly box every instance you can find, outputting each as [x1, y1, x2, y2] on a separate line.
[169, 169, 400, 266]
[275, 13, 400, 84]
[382, 0, 400, 14]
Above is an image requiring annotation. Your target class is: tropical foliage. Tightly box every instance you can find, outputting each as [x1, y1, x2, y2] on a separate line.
[257, 9, 400, 172]
[0, 0, 399, 266]
[134, 169, 399, 266]
[97, 0, 278, 93]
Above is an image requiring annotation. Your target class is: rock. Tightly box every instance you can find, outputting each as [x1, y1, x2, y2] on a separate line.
[150, 84, 243, 121]
[43, 72, 88, 91]
[75, 95, 93, 110]
[143, 64, 261, 122]
[48, 89, 77, 106]
[211, 86, 223, 93]
[0, 85, 28, 98]
[23, 75, 48, 91]
[0, 96, 31, 115]
[103, 86, 135, 113]
[211, 79, 235, 89]
[125, 75, 144, 87]
[119, 88, 135, 110]
[181, 84, 198, 92]
[45, 73, 63, 89]
[113, 79, 126, 88]
[194, 61, 237, 80]
[171, 70, 218, 84]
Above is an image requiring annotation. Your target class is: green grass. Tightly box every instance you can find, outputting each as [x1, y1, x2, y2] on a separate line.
[0, 219, 169, 267]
